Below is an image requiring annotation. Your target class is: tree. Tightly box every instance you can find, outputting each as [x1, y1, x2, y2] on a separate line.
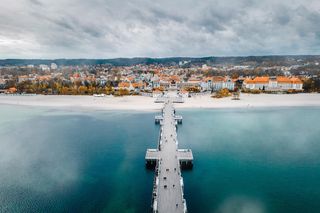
[212, 88, 231, 98]
[303, 79, 313, 92]
[78, 86, 88, 95]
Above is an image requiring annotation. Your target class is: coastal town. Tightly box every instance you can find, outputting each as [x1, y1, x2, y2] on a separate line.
[2, 0, 320, 212]
[0, 58, 319, 97]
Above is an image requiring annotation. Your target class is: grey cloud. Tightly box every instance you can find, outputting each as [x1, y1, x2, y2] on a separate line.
[272, 5, 292, 26]
[149, 7, 184, 24]
[0, 0, 320, 58]
[29, 0, 43, 6]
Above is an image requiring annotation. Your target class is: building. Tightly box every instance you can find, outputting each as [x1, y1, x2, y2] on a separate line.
[179, 89, 189, 98]
[51, 63, 58, 70]
[39, 64, 50, 71]
[117, 82, 133, 91]
[132, 82, 145, 92]
[243, 76, 269, 90]
[169, 75, 181, 89]
[212, 76, 235, 91]
[290, 77, 303, 90]
[243, 76, 303, 91]
[18, 75, 30, 83]
[152, 90, 163, 98]
[202, 76, 235, 91]
[159, 75, 170, 89]
[0, 78, 6, 88]
[181, 78, 201, 88]
[7, 87, 17, 94]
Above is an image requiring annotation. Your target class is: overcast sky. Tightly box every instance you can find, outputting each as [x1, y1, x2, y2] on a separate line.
[0, 0, 320, 59]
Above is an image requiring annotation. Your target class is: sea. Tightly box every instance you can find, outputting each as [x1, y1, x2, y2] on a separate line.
[0, 105, 320, 213]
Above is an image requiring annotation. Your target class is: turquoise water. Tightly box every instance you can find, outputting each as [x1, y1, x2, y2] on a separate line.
[0, 105, 320, 213]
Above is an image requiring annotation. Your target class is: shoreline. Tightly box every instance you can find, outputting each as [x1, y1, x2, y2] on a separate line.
[1, 93, 320, 111]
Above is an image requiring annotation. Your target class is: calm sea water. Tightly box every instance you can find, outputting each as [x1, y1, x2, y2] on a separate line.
[0, 105, 320, 213]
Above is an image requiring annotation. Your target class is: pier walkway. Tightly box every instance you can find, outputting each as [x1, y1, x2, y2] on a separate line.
[145, 98, 193, 213]
[155, 96, 184, 103]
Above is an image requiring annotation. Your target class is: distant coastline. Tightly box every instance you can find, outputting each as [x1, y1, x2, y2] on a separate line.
[1, 93, 320, 111]
[1, 55, 320, 66]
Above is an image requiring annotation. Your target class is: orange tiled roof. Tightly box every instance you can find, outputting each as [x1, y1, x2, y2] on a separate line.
[132, 82, 144, 88]
[253, 76, 269, 83]
[203, 76, 228, 82]
[244, 77, 269, 84]
[290, 77, 302, 84]
[118, 82, 130, 88]
[127, 76, 135, 81]
[188, 77, 200, 82]
[244, 76, 303, 85]
[36, 75, 51, 81]
[8, 87, 17, 93]
[277, 76, 291, 83]
[203, 77, 213, 82]
[170, 75, 180, 82]
[212, 76, 225, 82]
[243, 78, 254, 84]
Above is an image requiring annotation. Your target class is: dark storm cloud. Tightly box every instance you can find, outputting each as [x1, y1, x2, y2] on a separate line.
[0, 0, 320, 58]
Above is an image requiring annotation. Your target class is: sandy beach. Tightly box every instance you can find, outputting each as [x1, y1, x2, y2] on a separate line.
[1, 93, 320, 111]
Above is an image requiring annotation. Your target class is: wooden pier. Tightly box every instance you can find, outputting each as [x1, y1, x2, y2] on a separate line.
[145, 98, 193, 213]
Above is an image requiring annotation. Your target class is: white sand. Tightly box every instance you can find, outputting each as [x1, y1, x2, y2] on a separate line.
[0, 93, 320, 111]
[176, 93, 320, 109]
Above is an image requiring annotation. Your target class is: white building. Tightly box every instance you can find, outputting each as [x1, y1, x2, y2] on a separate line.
[181, 78, 201, 88]
[152, 90, 163, 98]
[203, 76, 235, 91]
[179, 90, 189, 98]
[39, 64, 50, 71]
[51, 63, 58, 70]
[243, 76, 303, 91]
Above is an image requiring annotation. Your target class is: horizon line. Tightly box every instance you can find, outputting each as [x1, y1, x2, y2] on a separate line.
[1, 54, 320, 61]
